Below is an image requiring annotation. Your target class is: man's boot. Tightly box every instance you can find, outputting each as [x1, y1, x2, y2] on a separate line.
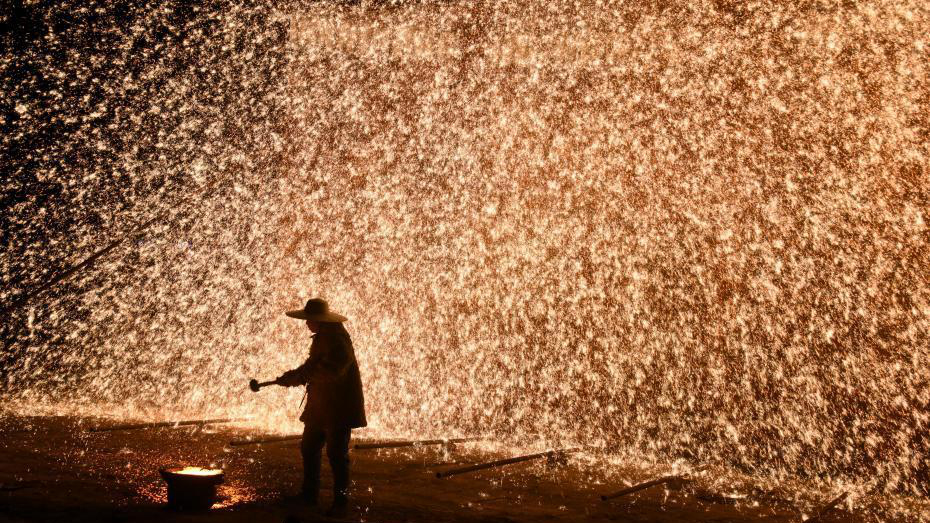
[299, 478, 319, 507]
[324, 493, 348, 518]
[282, 491, 317, 507]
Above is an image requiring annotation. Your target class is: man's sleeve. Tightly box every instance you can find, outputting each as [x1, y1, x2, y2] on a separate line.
[276, 336, 330, 386]
[311, 336, 354, 382]
[276, 358, 315, 387]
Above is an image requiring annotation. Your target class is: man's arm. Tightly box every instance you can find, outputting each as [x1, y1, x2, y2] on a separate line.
[311, 336, 354, 382]
[276, 334, 354, 386]
[275, 335, 331, 386]
[275, 357, 316, 387]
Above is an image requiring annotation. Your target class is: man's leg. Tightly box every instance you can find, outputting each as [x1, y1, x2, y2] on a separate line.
[325, 426, 352, 507]
[300, 425, 326, 503]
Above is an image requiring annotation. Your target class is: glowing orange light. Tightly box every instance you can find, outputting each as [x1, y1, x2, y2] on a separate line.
[172, 466, 223, 477]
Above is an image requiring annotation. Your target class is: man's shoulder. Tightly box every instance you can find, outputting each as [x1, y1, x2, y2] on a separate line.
[312, 329, 351, 348]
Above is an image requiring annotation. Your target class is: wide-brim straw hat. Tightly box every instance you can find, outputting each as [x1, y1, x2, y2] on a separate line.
[285, 298, 347, 323]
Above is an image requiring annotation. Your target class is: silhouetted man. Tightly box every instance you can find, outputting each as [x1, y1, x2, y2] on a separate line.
[271, 298, 366, 516]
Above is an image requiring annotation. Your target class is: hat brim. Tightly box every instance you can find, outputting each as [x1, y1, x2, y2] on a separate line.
[285, 309, 348, 322]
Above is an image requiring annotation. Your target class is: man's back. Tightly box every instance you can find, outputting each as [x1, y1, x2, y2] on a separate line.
[282, 322, 366, 429]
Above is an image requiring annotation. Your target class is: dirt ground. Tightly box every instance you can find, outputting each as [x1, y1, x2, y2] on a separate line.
[0, 415, 870, 522]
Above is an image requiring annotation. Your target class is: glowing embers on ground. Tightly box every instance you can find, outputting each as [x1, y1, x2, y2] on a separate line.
[138, 478, 258, 510]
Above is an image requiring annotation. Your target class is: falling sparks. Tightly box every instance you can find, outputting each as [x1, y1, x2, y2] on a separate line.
[2, 1, 929, 521]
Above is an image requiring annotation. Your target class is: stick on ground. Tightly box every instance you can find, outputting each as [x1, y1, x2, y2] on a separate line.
[601, 475, 682, 500]
[355, 437, 482, 450]
[601, 466, 708, 501]
[228, 434, 302, 446]
[805, 492, 849, 522]
[88, 418, 245, 433]
[436, 448, 579, 478]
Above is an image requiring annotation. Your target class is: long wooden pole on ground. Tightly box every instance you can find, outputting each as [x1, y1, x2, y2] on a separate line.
[228, 435, 483, 448]
[600, 466, 708, 501]
[600, 475, 681, 500]
[436, 448, 579, 478]
[88, 417, 245, 433]
[805, 492, 849, 523]
[228, 434, 302, 446]
[354, 437, 482, 450]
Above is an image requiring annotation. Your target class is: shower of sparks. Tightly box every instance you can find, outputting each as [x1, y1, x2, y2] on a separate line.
[2, 1, 928, 519]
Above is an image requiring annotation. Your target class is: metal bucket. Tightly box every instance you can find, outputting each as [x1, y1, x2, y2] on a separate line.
[159, 466, 224, 510]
